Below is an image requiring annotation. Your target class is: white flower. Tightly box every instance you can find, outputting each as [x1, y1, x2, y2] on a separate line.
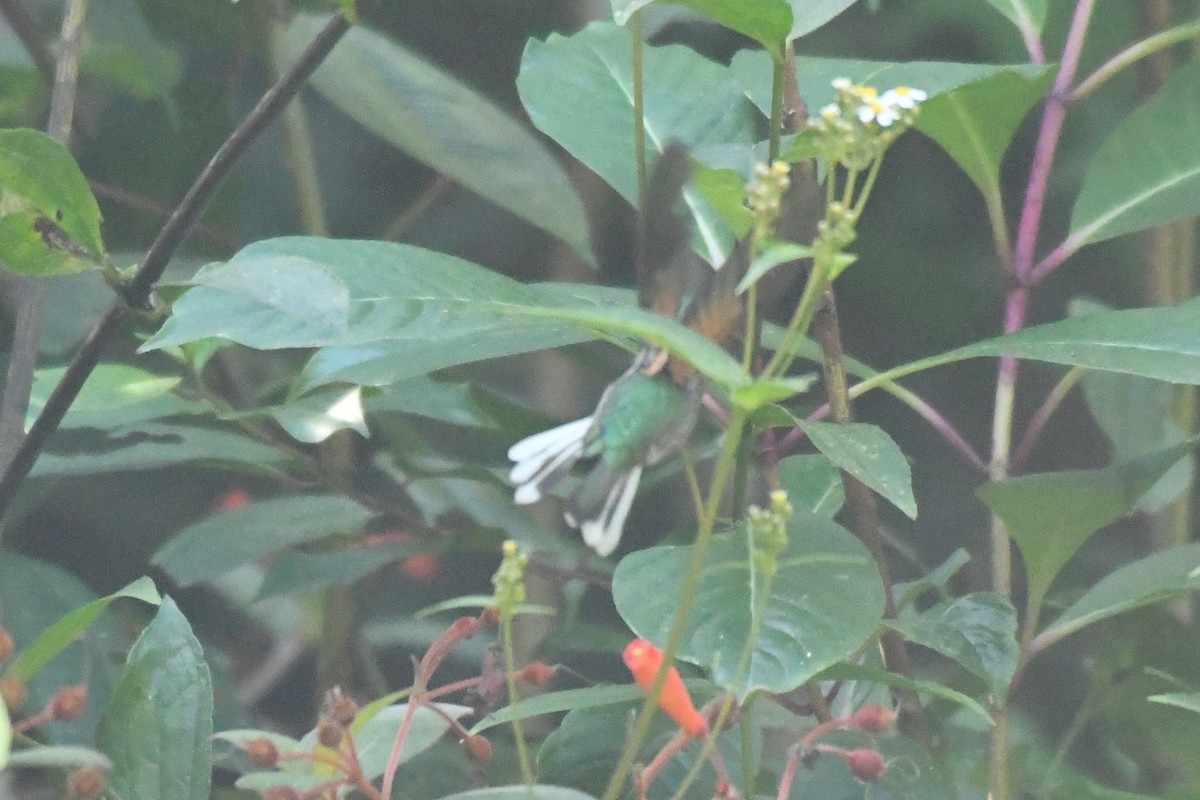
[880, 86, 927, 109]
[856, 96, 899, 127]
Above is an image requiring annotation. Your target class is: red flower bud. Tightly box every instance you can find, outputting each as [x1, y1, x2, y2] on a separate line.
[849, 703, 896, 733]
[316, 719, 344, 748]
[245, 737, 280, 766]
[622, 639, 706, 739]
[517, 662, 554, 686]
[66, 766, 106, 798]
[51, 684, 87, 721]
[0, 675, 26, 712]
[845, 748, 887, 782]
[463, 734, 493, 762]
[0, 628, 13, 662]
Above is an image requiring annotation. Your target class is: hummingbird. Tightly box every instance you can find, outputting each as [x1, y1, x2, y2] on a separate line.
[508, 143, 747, 556]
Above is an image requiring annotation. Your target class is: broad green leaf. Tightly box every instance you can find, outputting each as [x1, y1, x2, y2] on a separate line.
[98, 598, 213, 800]
[737, 241, 813, 294]
[611, 0, 793, 51]
[27, 364, 183, 431]
[363, 378, 510, 429]
[8, 577, 160, 682]
[1034, 543, 1200, 650]
[518, 21, 757, 264]
[254, 544, 409, 600]
[887, 592, 1018, 699]
[0, 554, 128, 744]
[151, 495, 374, 586]
[978, 440, 1198, 622]
[281, 14, 594, 264]
[0, 128, 105, 275]
[786, 0, 860, 39]
[613, 511, 885, 697]
[438, 789, 599, 800]
[731, 52, 1049, 124]
[4, 745, 111, 770]
[1070, 60, 1200, 247]
[225, 386, 367, 443]
[1148, 692, 1200, 715]
[30, 423, 288, 477]
[977, 0, 1047, 32]
[143, 238, 749, 390]
[778, 453, 844, 516]
[472, 685, 646, 734]
[797, 419, 917, 519]
[917, 68, 1055, 206]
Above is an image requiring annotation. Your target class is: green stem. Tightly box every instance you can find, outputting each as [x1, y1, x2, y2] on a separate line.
[599, 408, 749, 800]
[502, 613, 536, 785]
[767, 47, 786, 163]
[632, 10, 647, 209]
[1071, 18, 1200, 102]
[761, 255, 831, 380]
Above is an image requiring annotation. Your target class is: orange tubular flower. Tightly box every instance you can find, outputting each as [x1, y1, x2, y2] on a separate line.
[622, 639, 707, 739]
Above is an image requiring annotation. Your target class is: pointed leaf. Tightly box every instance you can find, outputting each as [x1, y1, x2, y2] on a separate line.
[518, 21, 757, 263]
[151, 495, 374, 586]
[1148, 692, 1200, 715]
[613, 511, 885, 697]
[1070, 60, 1200, 247]
[612, 1, 792, 51]
[1035, 543, 1200, 650]
[8, 577, 160, 682]
[226, 386, 368, 443]
[254, 544, 409, 600]
[28, 364, 183, 431]
[887, 592, 1018, 699]
[785, 0, 860, 39]
[977, 0, 1047, 32]
[472, 685, 644, 734]
[797, 419, 917, 519]
[978, 440, 1198, 620]
[778, 453, 844, 516]
[281, 13, 593, 264]
[337, 703, 471, 779]
[0, 128, 105, 275]
[98, 598, 212, 800]
[819, 662, 993, 726]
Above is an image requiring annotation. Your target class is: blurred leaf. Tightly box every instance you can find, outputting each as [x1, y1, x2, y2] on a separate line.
[820, 662, 993, 725]
[152, 495, 374, 586]
[213, 728, 305, 759]
[737, 241, 813, 294]
[1148, 692, 1200, 715]
[30, 423, 288, 477]
[518, 21, 757, 264]
[27, 364, 184, 431]
[326, 703, 470, 780]
[797, 419, 917, 519]
[731, 374, 817, 410]
[887, 592, 1018, 699]
[691, 161, 753, 236]
[8, 577, 159, 682]
[438, 789, 600, 800]
[4, 745, 111, 770]
[84, 0, 182, 102]
[281, 13, 594, 265]
[363, 378, 507, 429]
[0, 554, 125, 744]
[917, 68, 1054, 206]
[778, 453, 844, 516]
[977, 0, 1047, 32]
[611, 0, 793, 52]
[143, 238, 748, 390]
[254, 544, 408, 600]
[98, 598, 212, 800]
[978, 440, 1197, 622]
[0, 694, 8, 770]
[226, 386, 367, 443]
[472, 685, 645, 734]
[0, 128, 105, 275]
[1071, 60, 1200, 247]
[785, 0, 861, 39]
[894, 548, 971, 609]
[613, 511, 885, 697]
[1035, 543, 1200, 650]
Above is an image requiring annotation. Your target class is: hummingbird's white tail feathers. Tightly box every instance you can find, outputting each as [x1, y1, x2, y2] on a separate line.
[508, 416, 593, 504]
[573, 466, 643, 557]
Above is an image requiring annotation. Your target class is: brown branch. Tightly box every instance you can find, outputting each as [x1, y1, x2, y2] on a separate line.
[0, 10, 356, 523]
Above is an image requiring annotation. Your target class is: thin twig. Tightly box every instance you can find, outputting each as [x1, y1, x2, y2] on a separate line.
[0, 11, 355, 523]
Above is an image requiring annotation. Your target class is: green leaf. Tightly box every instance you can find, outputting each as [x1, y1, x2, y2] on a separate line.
[143, 237, 749, 391]
[887, 592, 1018, 699]
[27, 364, 183, 431]
[98, 598, 213, 800]
[8, 577, 160, 682]
[977, 0, 1047, 32]
[737, 241, 813, 294]
[254, 544, 409, 600]
[472, 685, 645, 734]
[1148, 692, 1200, 715]
[916, 67, 1055, 206]
[818, 662, 993, 726]
[4, 745, 111, 770]
[797, 419, 917, 519]
[0, 693, 9, 770]
[1071, 60, 1200, 247]
[613, 511, 885, 697]
[731, 374, 817, 411]
[895, 548, 971, 609]
[331, 703, 470, 780]
[225, 386, 367, 443]
[612, 0, 793, 51]
[977, 440, 1198, 622]
[518, 21, 757, 264]
[778, 453, 844, 516]
[362, 378, 509, 429]
[1035, 543, 1200, 650]
[0, 128, 105, 275]
[281, 13, 594, 265]
[151, 495, 374, 586]
[30, 423, 288, 477]
[785, 0, 860, 39]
